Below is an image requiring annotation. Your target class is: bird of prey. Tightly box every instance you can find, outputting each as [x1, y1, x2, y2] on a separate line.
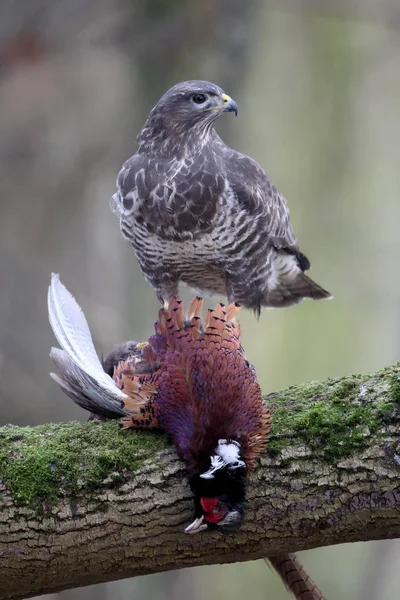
[48, 273, 326, 599]
[111, 80, 331, 315]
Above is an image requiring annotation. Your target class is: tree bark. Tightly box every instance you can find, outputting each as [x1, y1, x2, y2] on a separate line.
[0, 365, 399, 600]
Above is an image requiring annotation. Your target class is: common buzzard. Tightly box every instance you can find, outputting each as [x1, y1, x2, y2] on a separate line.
[111, 80, 331, 314]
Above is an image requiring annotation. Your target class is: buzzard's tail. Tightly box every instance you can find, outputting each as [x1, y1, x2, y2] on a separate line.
[267, 272, 332, 308]
[291, 272, 332, 301]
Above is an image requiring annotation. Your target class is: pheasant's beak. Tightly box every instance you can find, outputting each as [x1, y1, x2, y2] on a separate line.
[184, 515, 208, 534]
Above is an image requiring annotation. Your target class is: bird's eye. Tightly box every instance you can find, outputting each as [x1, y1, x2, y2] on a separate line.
[192, 94, 207, 104]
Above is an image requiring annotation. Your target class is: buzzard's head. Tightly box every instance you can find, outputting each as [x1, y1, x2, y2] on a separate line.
[138, 80, 238, 149]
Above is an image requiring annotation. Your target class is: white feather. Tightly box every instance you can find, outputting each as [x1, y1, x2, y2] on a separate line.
[48, 273, 126, 399]
[216, 439, 245, 468]
[200, 440, 245, 479]
[269, 254, 300, 289]
[200, 456, 224, 479]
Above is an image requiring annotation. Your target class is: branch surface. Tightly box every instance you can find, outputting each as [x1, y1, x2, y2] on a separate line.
[1, 366, 400, 600]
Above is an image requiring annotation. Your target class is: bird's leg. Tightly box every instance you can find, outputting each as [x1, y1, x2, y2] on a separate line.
[226, 274, 264, 317]
[155, 277, 180, 306]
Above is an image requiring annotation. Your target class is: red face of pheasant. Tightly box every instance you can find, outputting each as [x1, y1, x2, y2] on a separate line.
[117, 297, 271, 533]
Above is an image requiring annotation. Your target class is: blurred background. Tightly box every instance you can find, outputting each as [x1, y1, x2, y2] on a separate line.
[1, 0, 400, 598]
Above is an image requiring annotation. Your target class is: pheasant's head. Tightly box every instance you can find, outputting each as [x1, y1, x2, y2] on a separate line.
[185, 439, 247, 534]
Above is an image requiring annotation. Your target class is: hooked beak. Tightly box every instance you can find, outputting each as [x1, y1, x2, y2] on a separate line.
[184, 515, 208, 535]
[221, 93, 238, 116]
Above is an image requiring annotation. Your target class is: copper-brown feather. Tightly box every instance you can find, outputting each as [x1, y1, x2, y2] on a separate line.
[268, 555, 326, 600]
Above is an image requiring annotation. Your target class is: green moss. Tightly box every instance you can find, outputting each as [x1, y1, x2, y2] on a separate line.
[268, 375, 380, 459]
[389, 375, 400, 404]
[0, 421, 166, 511]
[1, 368, 399, 511]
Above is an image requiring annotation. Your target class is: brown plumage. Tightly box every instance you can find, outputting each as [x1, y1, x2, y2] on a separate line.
[111, 80, 331, 315]
[48, 274, 325, 599]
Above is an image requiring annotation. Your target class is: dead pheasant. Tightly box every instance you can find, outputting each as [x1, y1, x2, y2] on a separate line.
[48, 273, 325, 598]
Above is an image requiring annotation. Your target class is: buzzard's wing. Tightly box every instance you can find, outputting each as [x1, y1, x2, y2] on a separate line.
[110, 154, 147, 219]
[227, 152, 300, 253]
[225, 152, 333, 306]
[111, 152, 225, 240]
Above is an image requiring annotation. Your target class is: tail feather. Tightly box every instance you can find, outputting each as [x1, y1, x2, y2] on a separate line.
[268, 554, 326, 600]
[267, 272, 332, 308]
[225, 302, 241, 322]
[294, 273, 332, 301]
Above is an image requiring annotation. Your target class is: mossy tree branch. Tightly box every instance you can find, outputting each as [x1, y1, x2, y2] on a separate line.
[1, 366, 400, 600]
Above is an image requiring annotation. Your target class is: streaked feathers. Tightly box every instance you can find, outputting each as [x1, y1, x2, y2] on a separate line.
[110, 80, 331, 312]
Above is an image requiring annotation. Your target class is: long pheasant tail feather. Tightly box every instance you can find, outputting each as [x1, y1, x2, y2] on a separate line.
[208, 313, 226, 337]
[203, 303, 242, 348]
[222, 302, 242, 341]
[156, 309, 168, 336]
[154, 297, 184, 350]
[267, 554, 326, 600]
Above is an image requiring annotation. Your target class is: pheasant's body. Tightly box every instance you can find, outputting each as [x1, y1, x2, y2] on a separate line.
[117, 298, 269, 479]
